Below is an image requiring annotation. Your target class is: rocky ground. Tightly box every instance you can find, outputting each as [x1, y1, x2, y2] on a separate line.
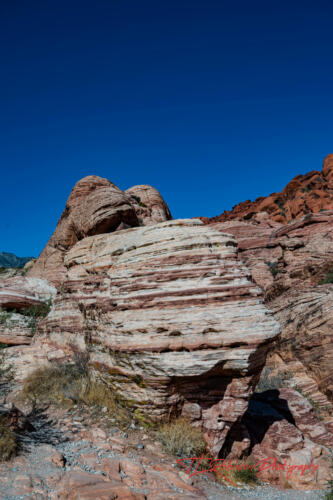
[1, 166, 333, 498]
[0, 404, 327, 500]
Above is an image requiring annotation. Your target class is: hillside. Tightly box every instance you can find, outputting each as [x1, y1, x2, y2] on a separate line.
[0, 252, 34, 269]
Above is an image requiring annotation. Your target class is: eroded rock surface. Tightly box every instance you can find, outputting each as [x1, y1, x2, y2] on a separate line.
[210, 211, 333, 417]
[240, 389, 333, 490]
[0, 277, 56, 345]
[32, 219, 281, 457]
[28, 176, 171, 286]
[201, 154, 333, 224]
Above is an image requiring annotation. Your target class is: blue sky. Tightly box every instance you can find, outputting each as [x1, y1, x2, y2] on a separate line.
[1, 0, 333, 257]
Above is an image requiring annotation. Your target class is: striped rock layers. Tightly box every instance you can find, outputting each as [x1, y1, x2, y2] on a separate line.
[37, 219, 280, 456]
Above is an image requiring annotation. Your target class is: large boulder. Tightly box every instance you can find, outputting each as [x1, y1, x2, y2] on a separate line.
[34, 219, 280, 457]
[125, 184, 172, 226]
[28, 176, 171, 286]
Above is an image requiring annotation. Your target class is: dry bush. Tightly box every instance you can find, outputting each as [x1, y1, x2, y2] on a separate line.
[157, 418, 207, 458]
[21, 360, 131, 426]
[0, 417, 17, 462]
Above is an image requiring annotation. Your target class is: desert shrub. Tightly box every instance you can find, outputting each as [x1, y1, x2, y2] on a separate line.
[21, 357, 131, 426]
[19, 298, 52, 333]
[0, 311, 12, 328]
[319, 269, 333, 285]
[266, 261, 280, 278]
[157, 418, 207, 458]
[0, 417, 18, 461]
[213, 458, 259, 486]
[0, 345, 14, 391]
[232, 462, 258, 484]
[256, 366, 293, 392]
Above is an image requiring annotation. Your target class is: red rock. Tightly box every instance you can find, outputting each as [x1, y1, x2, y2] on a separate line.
[28, 177, 171, 286]
[36, 219, 280, 457]
[200, 154, 333, 224]
[125, 184, 172, 225]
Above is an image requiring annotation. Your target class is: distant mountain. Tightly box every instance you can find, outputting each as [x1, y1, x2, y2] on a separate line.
[0, 252, 34, 268]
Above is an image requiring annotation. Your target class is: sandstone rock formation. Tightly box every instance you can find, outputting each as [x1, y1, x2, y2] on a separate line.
[0, 277, 56, 345]
[211, 210, 333, 422]
[201, 154, 333, 224]
[241, 389, 333, 489]
[125, 184, 172, 226]
[28, 176, 171, 286]
[29, 219, 281, 458]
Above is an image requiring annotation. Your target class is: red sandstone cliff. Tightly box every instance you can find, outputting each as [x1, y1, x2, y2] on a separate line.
[201, 154, 333, 224]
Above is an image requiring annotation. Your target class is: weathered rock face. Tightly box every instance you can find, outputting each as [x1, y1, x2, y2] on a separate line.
[0, 277, 56, 345]
[28, 176, 171, 286]
[211, 211, 333, 419]
[34, 219, 280, 457]
[240, 389, 333, 490]
[200, 154, 333, 224]
[125, 185, 172, 226]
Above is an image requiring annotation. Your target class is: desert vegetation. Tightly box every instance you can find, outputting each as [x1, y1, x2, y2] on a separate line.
[21, 349, 132, 426]
[157, 417, 207, 458]
[0, 344, 17, 462]
[319, 268, 333, 284]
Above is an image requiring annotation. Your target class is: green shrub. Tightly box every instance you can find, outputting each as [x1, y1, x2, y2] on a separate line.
[214, 458, 259, 486]
[19, 298, 52, 333]
[319, 269, 333, 285]
[157, 418, 207, 458]
[266, 261, 280, 278]
[232, 461, 259, 485]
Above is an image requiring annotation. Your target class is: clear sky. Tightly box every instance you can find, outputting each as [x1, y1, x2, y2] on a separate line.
[1, 0, 333, 257]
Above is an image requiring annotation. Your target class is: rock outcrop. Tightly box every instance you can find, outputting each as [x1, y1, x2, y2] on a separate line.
[201, 154, 333, 224]
[211, 210, 333, 420]
[28, 176, 171, 286]
[0, 277, 56, 345]
[240, 389, 333, 489]
[30, 219, 280, 457]
[125, 184, 172, 226]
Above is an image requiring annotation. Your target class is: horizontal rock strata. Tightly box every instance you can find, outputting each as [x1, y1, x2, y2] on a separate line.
[211, 210, 333, 421]
[36, 219, 280, 456]
[0, 277, 56, 345]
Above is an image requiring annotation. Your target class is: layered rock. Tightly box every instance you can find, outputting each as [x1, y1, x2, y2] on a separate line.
[28, 176, 171, 286]
[0, 277, 56, 345]
[240, 389, 333, 489]
[211, 211, 333, 418]
[34, 219, 280, 457]
[201, 154, 333, 224]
